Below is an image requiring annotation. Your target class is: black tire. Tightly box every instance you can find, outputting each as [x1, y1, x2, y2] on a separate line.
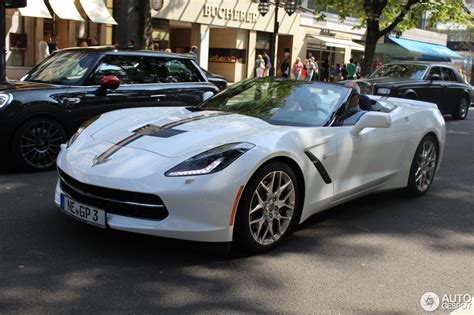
[405, 93, 417, 100]
[233, 162, 302, 254]
[11, 117, 67, 171]
[406, 135, 439, 196]
[452, 96, 469, 120]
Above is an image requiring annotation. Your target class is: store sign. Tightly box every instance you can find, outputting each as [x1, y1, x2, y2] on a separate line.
[203, 5, 259, 23]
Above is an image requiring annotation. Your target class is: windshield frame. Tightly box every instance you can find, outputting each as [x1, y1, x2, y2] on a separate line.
[23, 50, 101, 86]
[368, 63, 430, 81]
[198, 78, 352, 127]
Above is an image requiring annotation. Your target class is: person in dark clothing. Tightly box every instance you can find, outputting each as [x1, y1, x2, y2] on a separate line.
[342, 64, 348, 81]
[280, 56, 290, 78]
[48, 34, 58, 53]
[322, 59, 330, 81]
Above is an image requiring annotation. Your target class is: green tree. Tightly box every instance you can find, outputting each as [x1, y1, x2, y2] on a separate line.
[311, 0, 472, 75]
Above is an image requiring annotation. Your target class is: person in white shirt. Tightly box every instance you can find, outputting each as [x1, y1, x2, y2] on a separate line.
[37, 33, 51, 62]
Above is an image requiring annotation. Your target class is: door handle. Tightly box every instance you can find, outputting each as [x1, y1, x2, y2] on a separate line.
[150, 94, 166, 98]
[63, 97, 81, 104]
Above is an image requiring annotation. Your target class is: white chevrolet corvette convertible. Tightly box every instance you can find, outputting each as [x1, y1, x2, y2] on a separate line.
[56, 78, 445, 253]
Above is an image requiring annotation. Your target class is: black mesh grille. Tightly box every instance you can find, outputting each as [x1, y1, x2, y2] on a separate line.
[58, 168, 168, 220]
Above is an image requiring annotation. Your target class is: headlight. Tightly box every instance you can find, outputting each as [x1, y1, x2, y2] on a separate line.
[66, 116, 100, 148]
[165, 142, 255, 177]
[0, 93, 12, 108]
[377, 88, 391, 95]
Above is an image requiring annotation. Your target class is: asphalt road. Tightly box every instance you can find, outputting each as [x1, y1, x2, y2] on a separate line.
[0, 110, 473, 314]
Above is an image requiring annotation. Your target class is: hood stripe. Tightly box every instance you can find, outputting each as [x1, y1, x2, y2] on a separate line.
[92, 112, 230, 166]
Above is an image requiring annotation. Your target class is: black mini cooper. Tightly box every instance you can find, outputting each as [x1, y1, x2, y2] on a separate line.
[0, 47, 218, 171]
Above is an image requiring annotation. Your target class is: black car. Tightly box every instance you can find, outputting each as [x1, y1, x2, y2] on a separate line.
[201, 67, 228, 92]
[0, 47, 218, 171]
[357, 62, 471, 120]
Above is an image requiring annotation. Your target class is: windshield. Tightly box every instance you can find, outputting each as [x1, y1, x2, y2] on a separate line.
[23, 51, 98, 85]
[369, 64, 428, 80]
[200, 79, 349, 127]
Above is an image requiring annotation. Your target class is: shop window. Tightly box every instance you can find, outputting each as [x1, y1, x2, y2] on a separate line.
[6, 11, 27, 67]
[209, 48, 246, 63]
[256, 32, 271, 51]
[88, 55, 158, 85]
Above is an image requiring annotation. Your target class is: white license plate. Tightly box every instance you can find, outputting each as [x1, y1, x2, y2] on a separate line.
[60, 194, 106, 228]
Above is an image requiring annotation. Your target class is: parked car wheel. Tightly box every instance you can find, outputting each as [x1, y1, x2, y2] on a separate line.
[452, 96, 469, 120]
[233, 162, 301, 253]
[11, 117, 67, 171]
[407, 135, 439, 196]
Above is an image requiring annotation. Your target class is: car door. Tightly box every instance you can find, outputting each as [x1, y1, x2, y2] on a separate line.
[331, 106, 411, 203]
[416, 66, 443, 105]
[68, 54, 163, 125]
[154, 57, 215, 106]
[439, 67, 464, 113]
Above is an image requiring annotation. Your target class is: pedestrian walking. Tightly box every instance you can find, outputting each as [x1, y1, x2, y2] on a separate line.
[188, 45, 198, 61]
[37, 33, 51, 62]
[293, 57, 303, 80]
[306, 57, 316, 81]
[356, 62, 362, 78]
[311, 57, 319, 81]
[333, 64, 342, 82]
[255, 54, 265, 78]
[347, 58, 357, 80]
[342, 64, 348, 81]
[89, 35, 99, 46]
[280, 56, 290, 78]
[322, 59, 330, 81]
[48, 34, 59, 53]
[372, 56, 382, 72]
[263, 52, 271, 77]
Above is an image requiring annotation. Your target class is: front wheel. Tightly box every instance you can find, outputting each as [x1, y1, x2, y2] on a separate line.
[11, 117, 67, 171]
[452, 96, 469, 120]
[407, 135, 439, 195]
[233, 162, 301, 253]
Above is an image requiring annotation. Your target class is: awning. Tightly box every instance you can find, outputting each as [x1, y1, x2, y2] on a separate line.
[18, 1, 52, 19]
[388, 36, 464, 59]
[49, 0, 85, 21]
[309, 35, 365, 51]
[80, 0, 117, 24]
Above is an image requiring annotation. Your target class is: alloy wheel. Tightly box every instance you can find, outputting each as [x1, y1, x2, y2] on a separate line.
[248, 171, 295, 246]
[459, 97, 469, 119]
[19, 120, 65, 169]
[414, 139, 437, 192]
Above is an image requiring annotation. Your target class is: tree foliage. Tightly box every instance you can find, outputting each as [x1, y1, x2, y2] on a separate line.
[310, 0, 472, 75]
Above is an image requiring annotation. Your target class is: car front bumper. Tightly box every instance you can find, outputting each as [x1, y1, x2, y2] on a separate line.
[54, 177, 240, 242]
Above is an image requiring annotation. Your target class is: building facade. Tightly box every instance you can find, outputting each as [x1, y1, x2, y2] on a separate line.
[5, 0, 115, 79]
[4, 0, 461, 82]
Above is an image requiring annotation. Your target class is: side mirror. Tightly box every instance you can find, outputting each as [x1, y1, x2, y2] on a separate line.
[350, 112, 391, 135]
[202, 91, 214, 101]
[430, 74, 441, 81]
[95, 75, 120, 96]
[100, 75, 120, 90]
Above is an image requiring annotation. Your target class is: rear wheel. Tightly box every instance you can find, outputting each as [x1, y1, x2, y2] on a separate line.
[11, 117, 67, 171]
[405, 92, 417, 100]
[452, 96, 469, 120]
[407, 135, 439, 195]
[233, 162, 301, 253]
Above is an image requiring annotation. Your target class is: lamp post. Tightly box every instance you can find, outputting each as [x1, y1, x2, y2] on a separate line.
[257, 0, 297, 77]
